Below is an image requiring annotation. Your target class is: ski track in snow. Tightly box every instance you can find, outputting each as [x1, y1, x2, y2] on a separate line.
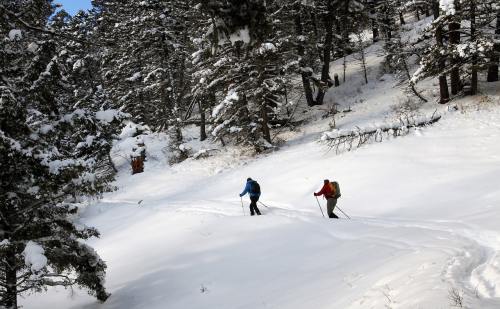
[100, 200, 500, 308]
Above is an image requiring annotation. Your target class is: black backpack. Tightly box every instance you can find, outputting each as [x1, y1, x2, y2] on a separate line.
[331, 181, 341, 198]
[250, 181, 261, 195]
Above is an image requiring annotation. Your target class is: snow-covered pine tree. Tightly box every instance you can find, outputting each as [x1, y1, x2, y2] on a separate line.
[93, 0, 192, 163]
[441, 0, 495, 95]
[313, 0, 337, 105]
[190, 5, 230, 141]
[412, 0, 495, 101]
[92, 0, 154, 125]
[54, 9, 123, 177]
[291, 0, 319, 106]
[372, 0, 398, 41]
[290, 0, 366, 105]
[197, 0, 291, 151]
[487, 3, 499, 82]
[378, 0, 429, 101]
[139, 0, 194, 163]
[367, 0, 380, 42]
[0, 1, 125, 307]
[334, 0, 365, 58]
[385, 29, 430, 102]
[411, 0, 450, 103]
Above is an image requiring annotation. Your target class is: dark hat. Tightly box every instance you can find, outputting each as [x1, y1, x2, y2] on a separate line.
[247, 177, 252, 181]
[324, 179, 329, 183]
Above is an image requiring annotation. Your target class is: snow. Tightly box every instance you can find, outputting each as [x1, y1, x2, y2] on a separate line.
[77, 135, 95, 149]
[27, 186, 40, 194]
[229, 126, 242, 133]
[62, 109, 86, 123]
[23, 241, 47, 273]
[47, 158, 78, 174]
[95, 109, 123, 123]
[27, 42, 39, 53]
[39, 124, 54, 134]
[258, 43, 277, 54]
[126, 72, 142, 82]
[111, 122, 170, 169]
[212, 89, 239, 118]
[229, 27, 251, 45]
[21, 80, 500, 309]
[8, 29, 22, 41]
[211, 120, 229, 137]
[73, 59, 85, 71]
[440, 0, 456, 15]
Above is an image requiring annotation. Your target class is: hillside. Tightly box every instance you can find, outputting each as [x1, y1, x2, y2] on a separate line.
[20, 43, 500, 308]
[4, 1, 500, 308]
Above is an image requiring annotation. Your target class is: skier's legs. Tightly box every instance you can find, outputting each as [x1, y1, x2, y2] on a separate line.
[327, 198, 338, 219]
[250, 196, 261, 215]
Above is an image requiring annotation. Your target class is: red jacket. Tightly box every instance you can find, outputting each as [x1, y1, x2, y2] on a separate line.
[315, 183, 334, 198]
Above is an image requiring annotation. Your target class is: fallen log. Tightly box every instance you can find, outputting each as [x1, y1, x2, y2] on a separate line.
[321, 112, 441, 153]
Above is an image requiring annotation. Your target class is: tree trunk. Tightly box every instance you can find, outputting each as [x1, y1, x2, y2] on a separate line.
[361, 48, 368, 84]
[370, 0, 379, 42]
[449, 0, 461, 94]
[356, 33, 369, 84]
[255, 37, 271, 143]
[372, 24, 379, 42]
[434, 1, 450, 104]
[470, 0, 478, 95]
[294, 6, 315, 106]
[432, 0, 439, 18]
[430, 1, 438, 18]
[424, 6, 431, 17]
[372, 15, 379, 42]
[260, 103, 271, 143]
[334, 73, 340, 86]
[399, 11, 405, 25]
[199, 101, 207, 141]
[315, 5, 335, 105]
[487, 10, 500, 82]
[341, 0, 352, 54]
[4, 250, 18, 309]
[382, 2, 393, 40]
[438, 75, 450, 104]
[342, 56, 347, 82]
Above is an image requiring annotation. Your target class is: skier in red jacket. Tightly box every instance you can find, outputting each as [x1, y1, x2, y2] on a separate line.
[314, 179, 339, 219]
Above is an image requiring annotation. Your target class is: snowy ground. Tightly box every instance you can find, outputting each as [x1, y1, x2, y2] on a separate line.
[20, 25, 500, 309]
[21, 86, 500, 309]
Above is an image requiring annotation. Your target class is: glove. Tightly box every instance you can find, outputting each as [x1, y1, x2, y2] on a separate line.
[239, 193, 243, 197]
[313, 193, 317, 196]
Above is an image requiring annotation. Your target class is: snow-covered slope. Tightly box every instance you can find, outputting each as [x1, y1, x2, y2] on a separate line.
[21, 82, 500, 309]
[20, 30, 500, 309]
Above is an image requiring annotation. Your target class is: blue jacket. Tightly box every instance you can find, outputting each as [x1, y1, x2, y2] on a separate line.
[240, 180, 260, 198]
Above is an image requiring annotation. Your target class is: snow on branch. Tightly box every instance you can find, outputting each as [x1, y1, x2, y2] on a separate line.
[23, 241, 47, 273]
[320, 113, 441, 153]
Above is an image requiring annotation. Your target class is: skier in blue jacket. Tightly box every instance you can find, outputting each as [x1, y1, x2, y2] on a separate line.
[239, 178, 261, 216]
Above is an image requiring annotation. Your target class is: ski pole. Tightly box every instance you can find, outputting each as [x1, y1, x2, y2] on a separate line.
[240, 197, 245, 216]
[336, 206, 351, 219]
[258, 201, 269, 208]
[315, 196, 325, 218]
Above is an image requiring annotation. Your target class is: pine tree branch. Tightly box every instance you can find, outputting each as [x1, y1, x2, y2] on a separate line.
[0, 4, 57, 36]
[0, 4, 99, 46]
